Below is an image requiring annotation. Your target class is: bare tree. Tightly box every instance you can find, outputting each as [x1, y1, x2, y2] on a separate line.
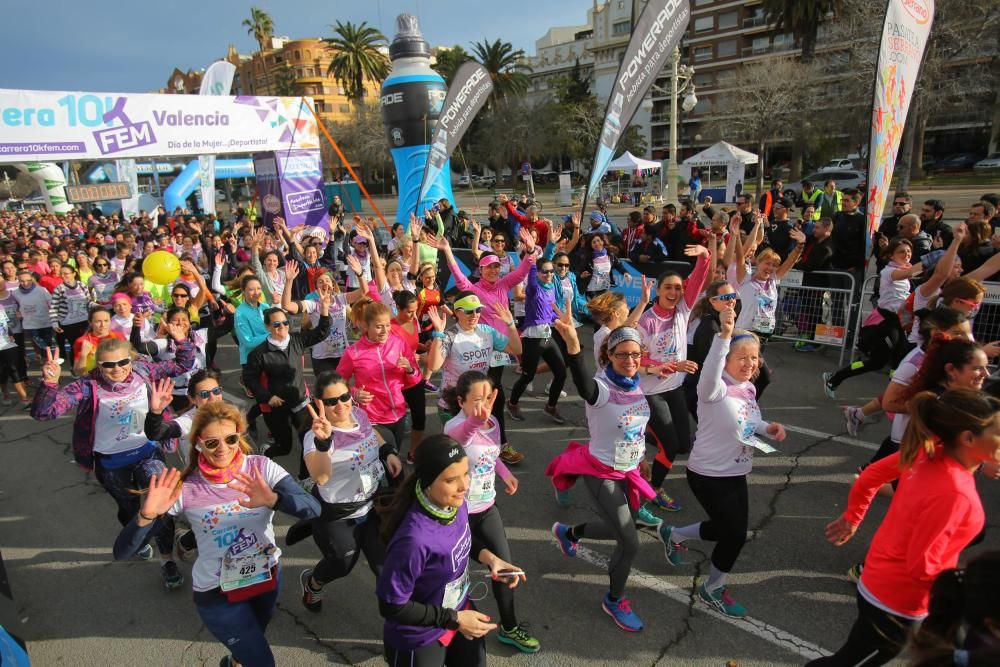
[326, 101, 391, 182]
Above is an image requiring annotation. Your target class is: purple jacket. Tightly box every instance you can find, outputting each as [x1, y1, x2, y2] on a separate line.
[31, 339, 195, 470]
[522, 262, 558, 329]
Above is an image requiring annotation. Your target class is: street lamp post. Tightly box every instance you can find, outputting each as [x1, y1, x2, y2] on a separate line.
[653, 47, 697, 201]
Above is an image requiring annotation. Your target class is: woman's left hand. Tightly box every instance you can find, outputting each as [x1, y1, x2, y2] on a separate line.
[503, 474, 518, 495]
[767, 423, 787, 442]
[230, 470, 279, 509]
[385, 453, 403, 478]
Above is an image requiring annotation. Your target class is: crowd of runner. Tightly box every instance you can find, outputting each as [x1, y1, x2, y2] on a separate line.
[10, 187, 1000, 666]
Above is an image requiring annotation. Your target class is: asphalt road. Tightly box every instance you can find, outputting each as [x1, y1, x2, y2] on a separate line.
[4, 329, 1000, 667]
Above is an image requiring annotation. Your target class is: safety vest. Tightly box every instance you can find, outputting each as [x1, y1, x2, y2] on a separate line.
[802, 189, 823, 220]
[248, 204, 258, 222]
[762, 190, 774, 217]
[818, 190, 843, 219]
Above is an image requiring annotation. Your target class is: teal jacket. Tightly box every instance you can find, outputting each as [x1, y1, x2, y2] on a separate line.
[235, 300, 269, 364]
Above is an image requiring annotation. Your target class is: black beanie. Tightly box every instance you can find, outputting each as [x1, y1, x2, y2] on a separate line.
[416, 434, 467, 490]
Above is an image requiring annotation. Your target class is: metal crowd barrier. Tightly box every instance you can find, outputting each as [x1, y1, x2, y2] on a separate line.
[771, 269, 858, 367]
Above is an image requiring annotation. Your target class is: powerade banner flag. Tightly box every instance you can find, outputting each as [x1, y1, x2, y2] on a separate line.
[865, 0, 934, 256]
[198, 61, 236, 215]
[416, 62, 493, 207]
[582, 0, 690, 213]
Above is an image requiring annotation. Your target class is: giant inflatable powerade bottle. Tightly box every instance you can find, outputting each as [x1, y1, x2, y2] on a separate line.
[380, 14, 454, 229]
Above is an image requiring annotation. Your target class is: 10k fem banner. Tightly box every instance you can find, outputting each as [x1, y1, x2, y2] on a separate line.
[0, 89, 320, 160]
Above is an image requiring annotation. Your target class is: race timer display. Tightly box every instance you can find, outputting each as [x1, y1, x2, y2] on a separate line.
[65, 181, 132, 203]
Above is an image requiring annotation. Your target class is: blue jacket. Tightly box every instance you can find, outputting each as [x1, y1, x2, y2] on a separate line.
[552, 266, 589, 324]
[234, 300, 269, 364]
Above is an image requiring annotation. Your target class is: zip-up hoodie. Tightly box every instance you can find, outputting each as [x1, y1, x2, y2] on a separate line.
[337, 332, 421, 425]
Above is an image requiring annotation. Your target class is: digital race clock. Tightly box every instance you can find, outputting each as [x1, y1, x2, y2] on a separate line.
[65, 181, 132, 203]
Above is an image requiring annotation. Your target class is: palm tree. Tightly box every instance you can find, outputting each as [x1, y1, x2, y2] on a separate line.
[242, 6, 274, 52]
[763, 0, 843, 63]
[433, 46, 472, 86]
[470, 39, 532, 106]
[325, 21, 390, 105]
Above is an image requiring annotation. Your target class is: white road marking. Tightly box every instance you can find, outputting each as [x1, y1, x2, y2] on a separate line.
[570, 544, 831, 661]
[782, 424, 879, 451]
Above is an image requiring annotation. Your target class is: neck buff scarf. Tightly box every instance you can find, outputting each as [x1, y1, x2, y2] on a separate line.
[605, 366, 640, 391]
[652, 302, 676, 318]
[198, 448, 246, 485]
[267, 335, 290, 350]
[415, 483, 458, 524]
[592, 248, 608, 258]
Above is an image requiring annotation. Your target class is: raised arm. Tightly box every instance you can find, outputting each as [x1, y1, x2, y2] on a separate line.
[776, 228, 806, 279]
[280, 262, 302, 314]
[682, 246, 711, 308]
[918, 224, 965, 297]
[697, 309, 734, 404]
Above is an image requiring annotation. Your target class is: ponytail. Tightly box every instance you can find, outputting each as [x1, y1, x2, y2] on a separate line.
[900, 389, 1000, 467]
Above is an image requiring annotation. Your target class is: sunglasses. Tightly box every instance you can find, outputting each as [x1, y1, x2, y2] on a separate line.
[98, 358, 132, 369]
[492, 239, 506, 244]
[269, 320, 289, 328]
[197, 432, 241, 450]
[456, 306, 483, 315]
[196, 386, 223, 399]
[321, 392, 352, 406]
[95, 262, 109, 267]
[893, 201, 908, 206]
[538, 269, 555, 275]
[556, 263, 570, 268]
[172, 292, 189, 298]
[711, 293, 739, 301]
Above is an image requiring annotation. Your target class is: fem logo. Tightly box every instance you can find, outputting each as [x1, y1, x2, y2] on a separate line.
[900, 0, 931, 25]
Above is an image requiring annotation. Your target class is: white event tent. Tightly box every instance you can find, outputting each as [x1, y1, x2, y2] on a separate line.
[681, 141, 758, 202]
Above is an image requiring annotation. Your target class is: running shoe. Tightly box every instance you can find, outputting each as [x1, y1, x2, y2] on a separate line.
[602, 593, 644, 632]
[544, 381, 568, 398]
[543, 404, 566, 425]
[650, 489, 682, 512]
[505, 400, 524, 421]
[843, 406, 866, 437]
[175, 531, 198, 562]
[497, 623, 540, 653]
[847, 563, 863, 583]
[300, 568, 323, 612]
[553, 483, 571, 508]
[698, 583, 747, 618]
[136, 544, 154, 561]
[551, 522, 578, 558]
[1, 395, 12, 407]
[161, 560, 185, 590]
[21, 401, 32, 411]
[423, 380, 439, 393]
[657, 525, 685, 566]
[822, 372, 836, 399]
[794, 342, 820, 352]
[635, 506, 663, 529]
[500, 444, 524, 465]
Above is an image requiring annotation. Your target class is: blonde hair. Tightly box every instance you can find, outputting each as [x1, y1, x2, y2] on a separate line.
[96, 337, 135, 361]
[727, 330, 762, 380]
[755, 248, 781, 266]
[588, 291, 628, 326]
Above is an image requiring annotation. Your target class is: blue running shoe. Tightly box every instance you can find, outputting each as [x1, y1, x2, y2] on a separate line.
[602, 593, 643, 632]
[657, 525, 685, 566]
[650, 489, 682, 512]
[635, 505, 663, 529]
[551, 522, 578, 558]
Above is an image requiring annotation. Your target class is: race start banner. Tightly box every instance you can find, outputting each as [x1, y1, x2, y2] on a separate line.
[0, 89, 319, 161]
[416, 61, 493, 207]
[253, 149, 328, 240]
[582, 0, 690, 214]
[864, 0, 934, 255]
[197, 61, 237, 215]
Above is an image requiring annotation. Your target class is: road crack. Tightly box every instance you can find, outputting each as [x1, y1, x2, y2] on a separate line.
[653, 548, 709, 665]
[275, 602, 381, 665]
[749, 433, 836, 537]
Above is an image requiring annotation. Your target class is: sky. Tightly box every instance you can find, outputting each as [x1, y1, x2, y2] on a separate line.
[4, 0, 589, 93]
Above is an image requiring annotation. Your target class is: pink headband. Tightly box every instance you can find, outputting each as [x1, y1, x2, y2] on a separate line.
[479, 255, 501, 268]
[111, 292, 130, 303]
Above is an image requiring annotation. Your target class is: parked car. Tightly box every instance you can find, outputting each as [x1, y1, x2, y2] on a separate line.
[973, 153, 1000, 170]
[931, 153, 982, 172]
[818, 158, 856, 171]
[456, 175, 471, 187]
[473, 175, 496, 187]
[783, 170, 867, 198]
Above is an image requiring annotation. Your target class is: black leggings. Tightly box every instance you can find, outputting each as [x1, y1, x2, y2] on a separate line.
[647, 387, 692, 488]
[261, 405, 308, 478]
[311, 505, 384, 586]
[375, 417, 407, 455]
[383, 627, 486, 667]
[509, 336, 566, 406]
[486, 366, 508, 444]
[805, 593, 915, 666]
[468, 505, 517, 629]
[402, 383, 427, 433]
[827, 309, 904, 389]
[311, 356, 341, 378]
[686, 470, 748, 573]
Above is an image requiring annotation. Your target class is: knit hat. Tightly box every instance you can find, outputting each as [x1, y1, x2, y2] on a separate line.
[415, 434, 467, 491]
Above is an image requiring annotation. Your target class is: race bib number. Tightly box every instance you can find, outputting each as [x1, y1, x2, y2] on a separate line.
[751, 293, 776, 334]
[68, 298, 89, 320]
[490, 351, 516, 368]
[441, 566, 470, 610]
[220, 546, 273, 592]
[613, 438, 643, 471]
[747, 436, 777, 454]
[468, 472, 495, 503]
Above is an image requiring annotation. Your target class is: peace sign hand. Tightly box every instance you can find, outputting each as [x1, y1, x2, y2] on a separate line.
[306, 399, 333, 441]
[474, 388, 499, 424]
[42, 346, 62, 384]
[149, 377, 175, 414]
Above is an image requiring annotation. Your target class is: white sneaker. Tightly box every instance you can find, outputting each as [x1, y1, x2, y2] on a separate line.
[843, 406, 866, 437]
[545, 381, 568, 398]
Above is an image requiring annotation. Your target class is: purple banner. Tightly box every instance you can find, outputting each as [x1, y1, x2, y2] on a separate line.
[253, 149, 329, 243]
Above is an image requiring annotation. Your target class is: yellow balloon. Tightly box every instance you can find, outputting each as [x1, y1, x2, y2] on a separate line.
[143, 250, 181, 285]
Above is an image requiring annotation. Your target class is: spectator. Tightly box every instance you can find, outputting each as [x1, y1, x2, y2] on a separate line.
[688, 170, 702, 203]
[969, 200, 996, 234]
[766, 200, 798, 262]
[620, 211, 644, 257]
[982, 193, 1000, 231]
[920, 199, 952, 248]
[735, 194, 755, 234]
[830, 188, 867, 275]
[876, 192, 912, 241]
[759, 179, 784, 221]
[797, 180, 822, 220]
[894, 214, 933, 263]
[586, 210, 612, 236]
[817, 179, 843, 219]
[499, 194, 550, 247]
[630, 226, 668, 264]
[958, 220, 995, 276]
[700, 195, 716, 222]
[792, 218, 835, 352]
[486, 200, 513, 240]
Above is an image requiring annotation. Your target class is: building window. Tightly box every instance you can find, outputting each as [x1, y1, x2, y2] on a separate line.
[612, 21, 630, 35]
[337, 86, 346, 95]
[751, 36, 770, 54]
[717, 39, 737, 58]
[274, 55, 283, 63]
[694, 17, 713, 33]
[694, 45, 712, 62]
[694, 71, 714, 86]
[773, 33, 794, 50]
[339, 104, 350, 113]
[294, 50, 301, 61]
[305, 50, 312, 60]
[718, 11, 738, 30]
[745, 6, 766, 28]
[314, 100, 326, 112]
[692, 98, 711, 114]
[694, 0, 713, 5]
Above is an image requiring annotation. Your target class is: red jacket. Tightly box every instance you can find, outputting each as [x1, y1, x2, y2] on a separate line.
[503, 202, 549, 247]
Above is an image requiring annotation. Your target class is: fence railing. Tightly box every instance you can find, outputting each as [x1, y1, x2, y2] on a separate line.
[770, 269, 859, 367]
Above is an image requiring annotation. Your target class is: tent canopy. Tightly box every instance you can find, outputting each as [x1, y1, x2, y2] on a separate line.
[682, 141, 758, 167]
[605, 151, 661, 172]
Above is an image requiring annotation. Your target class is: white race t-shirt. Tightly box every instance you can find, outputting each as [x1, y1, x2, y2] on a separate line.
[302, 294, 348, 360]
[438, 325, 508, 408]
[585, 371, 650, 471]
[302, 407, 384, 517]
[878, 263, 911, 313]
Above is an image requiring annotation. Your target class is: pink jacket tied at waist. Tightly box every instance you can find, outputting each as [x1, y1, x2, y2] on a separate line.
[545, 441, 655, 511]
